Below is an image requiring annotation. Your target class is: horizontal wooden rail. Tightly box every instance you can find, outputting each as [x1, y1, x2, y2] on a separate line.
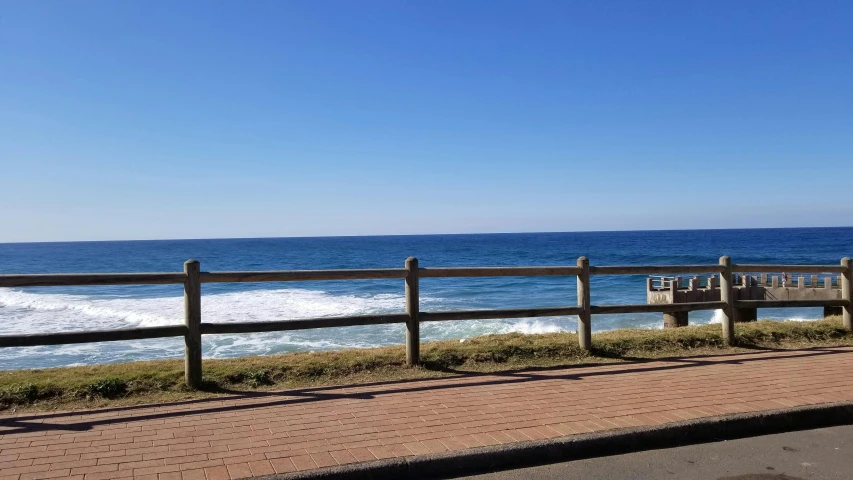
[732, 265, 847, 273]
[590, 265, 724, 275]
[419, 306, 583, 322]
[0, 325, 188, 348]
[419, 266, 582, 278]
[200, 269, 406, 283]
[590, 301, 726, 315]
[733, 299, 849, 309]
[2, 264, 847, 288]
[200, 313, 409, 334]
[0, 273, 187, 288]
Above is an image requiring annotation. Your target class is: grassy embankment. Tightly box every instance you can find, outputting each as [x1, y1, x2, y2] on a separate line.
[2, 317, 851, 411]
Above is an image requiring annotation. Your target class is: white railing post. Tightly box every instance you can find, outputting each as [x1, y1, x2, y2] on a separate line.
[577, 256, 591, 350]
[719, 256, 735, 345]
[842, 257, 852, 330]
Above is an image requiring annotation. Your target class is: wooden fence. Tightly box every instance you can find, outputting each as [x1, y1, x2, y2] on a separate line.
[1, 256, 851, 388]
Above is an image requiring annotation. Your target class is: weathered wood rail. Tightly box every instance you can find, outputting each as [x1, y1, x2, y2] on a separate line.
[1, 256, 851, 387]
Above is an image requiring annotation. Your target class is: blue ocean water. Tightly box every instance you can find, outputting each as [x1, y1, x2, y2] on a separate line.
[1, 228, 852, 370]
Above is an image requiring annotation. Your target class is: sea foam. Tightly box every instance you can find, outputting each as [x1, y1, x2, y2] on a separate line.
[0, 288, 410, 332]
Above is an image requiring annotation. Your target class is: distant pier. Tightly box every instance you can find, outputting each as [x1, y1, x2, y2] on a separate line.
[648, 273, 843, 327]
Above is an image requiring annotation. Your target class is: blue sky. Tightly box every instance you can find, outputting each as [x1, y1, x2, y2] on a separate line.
[1, 1, 851, 242]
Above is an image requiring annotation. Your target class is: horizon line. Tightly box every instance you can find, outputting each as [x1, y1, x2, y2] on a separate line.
[2, 225, 852, 246]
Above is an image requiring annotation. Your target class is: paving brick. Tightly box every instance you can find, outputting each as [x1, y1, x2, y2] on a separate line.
[177, 460, 222, 471]
[31, 455, 79, 467]
[118, 459, 164, 471]
[288, 455, 316, 472]
[224, 464, 251, 480]
[246, 460, 274, 476]
[0, 466, 48, 477]
[130, 464, 180, 477]
[327, 449, 356, 465]
[180, 469, 206, 480]
[435, 437, 465, 451]
[419, 439, 449, 454]
[93, 454, 142, 466]
[81, 469, 134, 480]
[365, 446, 395, 460]
[165, 454, 208, 467]
[201, 466, 228, 480]
[20, 469, 70, 480]
[309, 452, 336, 468]
[268, 457, 296, 474]
[384, 443, 413, 457]
[45, 460, 96, 471]
[343, 447, 375, 462]
[64, 447, 109, 458]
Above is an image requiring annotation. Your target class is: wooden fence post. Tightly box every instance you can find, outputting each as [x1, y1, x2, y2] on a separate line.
[184, 260, 202, 388]
[405, 257, 420, 366]
[842, 257, 852, 330]
[719, 256, 735, 345]
[577, 256, 591, 350]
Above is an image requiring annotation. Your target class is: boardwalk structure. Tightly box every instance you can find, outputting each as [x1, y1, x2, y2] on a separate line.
[648, 272, 845, 327]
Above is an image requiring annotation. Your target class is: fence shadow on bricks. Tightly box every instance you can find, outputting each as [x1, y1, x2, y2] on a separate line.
[0, 346, 847, 437]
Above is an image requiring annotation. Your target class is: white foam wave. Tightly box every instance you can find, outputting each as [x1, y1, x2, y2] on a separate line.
[710, 309, 724, 324]
[0, 288, 410, 333]
[503, 320, 565, 334]
[784, 316, 820, 322]
[420, 317, 570, 342]
[198, 289, 406, 326]
[0, 287, 418, 369]
[709, 309, 819, 324]
[0, 290, 179, 331]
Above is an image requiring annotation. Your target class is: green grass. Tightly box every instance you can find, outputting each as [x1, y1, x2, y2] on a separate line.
[2, 317, 851, 411]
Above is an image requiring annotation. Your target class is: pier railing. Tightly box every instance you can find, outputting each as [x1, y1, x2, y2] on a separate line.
[1, 256, 851, 387]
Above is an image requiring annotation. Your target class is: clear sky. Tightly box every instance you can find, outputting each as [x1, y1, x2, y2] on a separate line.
[1, 1, 851, 242]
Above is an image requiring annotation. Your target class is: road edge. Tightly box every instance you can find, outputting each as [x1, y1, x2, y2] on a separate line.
[255, 401, 853, 480]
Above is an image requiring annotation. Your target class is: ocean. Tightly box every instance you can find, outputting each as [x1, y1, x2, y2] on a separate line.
[1, 227, 852, 370]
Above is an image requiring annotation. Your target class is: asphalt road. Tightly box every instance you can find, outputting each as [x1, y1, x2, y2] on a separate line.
[448, 425, 853, 480]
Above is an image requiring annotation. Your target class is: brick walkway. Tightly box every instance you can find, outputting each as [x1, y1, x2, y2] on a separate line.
[2, 347, 853, 480]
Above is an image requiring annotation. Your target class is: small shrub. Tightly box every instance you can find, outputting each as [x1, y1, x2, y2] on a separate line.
[244, 370, 271, 388]
[225, 370, 273, 388]
[470, 352, 507, 363]
[195, 377, 225, 392]
[14, 384, 40, 402]
[87, 378, 127, 399]
[0, 384, 41, 406]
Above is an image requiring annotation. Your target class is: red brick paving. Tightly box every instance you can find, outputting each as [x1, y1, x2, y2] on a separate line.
[3, 347, 853, 480]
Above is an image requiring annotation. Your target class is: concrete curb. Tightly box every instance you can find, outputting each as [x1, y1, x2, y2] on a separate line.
[255, 401, 853, 480]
